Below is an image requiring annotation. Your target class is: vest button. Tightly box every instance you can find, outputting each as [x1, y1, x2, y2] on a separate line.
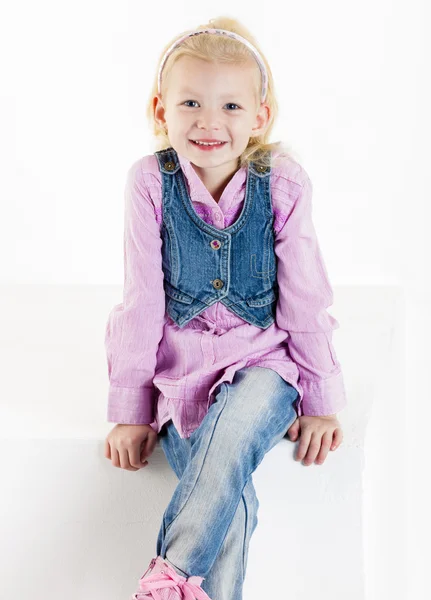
[212, 279, 224, 289]
[164, 161, 175, 171]
[210, 240, 221, 250]
[256, 165, 269, 172]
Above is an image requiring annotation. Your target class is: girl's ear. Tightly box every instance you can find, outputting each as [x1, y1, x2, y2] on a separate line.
[153, 94, 167, 130]
[251, 102, 270, 137]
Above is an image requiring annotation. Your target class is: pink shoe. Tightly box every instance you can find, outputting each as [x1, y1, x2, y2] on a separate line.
[131, 555, 212, 600]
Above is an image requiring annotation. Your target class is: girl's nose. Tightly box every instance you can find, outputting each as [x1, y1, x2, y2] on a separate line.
[196, 110, 222, 130]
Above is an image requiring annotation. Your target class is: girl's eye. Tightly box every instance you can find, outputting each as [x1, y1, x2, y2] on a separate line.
[182, 101, 240, 110]
[183, 100, 199, 108]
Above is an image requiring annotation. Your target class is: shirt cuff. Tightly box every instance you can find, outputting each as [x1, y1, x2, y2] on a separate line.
[107, 385, 155, 424]
[297, 370, 347, 416]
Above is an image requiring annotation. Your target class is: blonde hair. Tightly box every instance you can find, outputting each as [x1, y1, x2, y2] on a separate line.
[145, 16, 295, 169]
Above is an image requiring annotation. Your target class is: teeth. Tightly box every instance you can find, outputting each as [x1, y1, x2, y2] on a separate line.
[193, 140, 224, 146]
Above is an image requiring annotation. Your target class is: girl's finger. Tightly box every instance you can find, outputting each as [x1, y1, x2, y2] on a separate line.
[118, 447, 138, 471]
[295, 428, 312, 462]
[331, 427, 343, 450]
[129, 445, 145, 469]
[104, 438, 111, 460]
[111, 447, 120, 468]
[301, 432, 321, 465]
[315, 431, 332, 464]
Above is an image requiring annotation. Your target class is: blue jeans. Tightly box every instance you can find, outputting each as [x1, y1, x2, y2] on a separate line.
[156, 366, 299, 600]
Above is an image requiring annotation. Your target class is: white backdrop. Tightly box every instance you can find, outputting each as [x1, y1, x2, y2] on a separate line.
[1, 2, 429, 599]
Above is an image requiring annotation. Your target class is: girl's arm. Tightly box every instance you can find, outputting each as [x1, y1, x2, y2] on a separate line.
[104, 159, 165, 424]
[274, 171, 347, 417]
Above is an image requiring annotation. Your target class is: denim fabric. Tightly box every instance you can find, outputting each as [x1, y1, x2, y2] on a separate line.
[154, 147, 279, 330]
[105, 151, 347, 433]
[155, 365, 299, 600]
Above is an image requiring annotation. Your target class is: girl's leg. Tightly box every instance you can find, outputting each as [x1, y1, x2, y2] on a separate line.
[156, 366, 298, 598]
[198, 477, 260, 600]
[157, 420, 260, 600]
[156, 419, 191, 576]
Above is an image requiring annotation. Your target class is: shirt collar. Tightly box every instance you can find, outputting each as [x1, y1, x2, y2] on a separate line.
[177, 151, 248, 210]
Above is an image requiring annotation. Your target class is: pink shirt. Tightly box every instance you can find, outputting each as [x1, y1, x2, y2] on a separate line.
[105, 150, 347, 438]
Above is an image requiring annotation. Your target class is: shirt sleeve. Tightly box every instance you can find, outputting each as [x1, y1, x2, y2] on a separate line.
[104, 160, 165, 424]
[274, 171, 347, 417]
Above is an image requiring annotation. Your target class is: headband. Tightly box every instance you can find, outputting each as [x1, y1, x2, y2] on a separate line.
[157, 28, 268, 103]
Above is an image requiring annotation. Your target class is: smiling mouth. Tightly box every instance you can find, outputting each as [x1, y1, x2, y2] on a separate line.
[190, 140, 228, 146]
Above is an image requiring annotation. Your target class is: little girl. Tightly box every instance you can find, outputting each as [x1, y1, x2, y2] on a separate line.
[104, 16, 347, 600]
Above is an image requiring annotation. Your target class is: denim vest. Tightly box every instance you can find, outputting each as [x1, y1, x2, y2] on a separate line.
[154, 147, 279, 329]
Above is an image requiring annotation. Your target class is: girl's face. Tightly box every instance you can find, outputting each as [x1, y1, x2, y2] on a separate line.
[154, 55, 270, 174]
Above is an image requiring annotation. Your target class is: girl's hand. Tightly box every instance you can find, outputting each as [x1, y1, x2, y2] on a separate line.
[287, 414, 343, 466]
[104, 423, 158, 471]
